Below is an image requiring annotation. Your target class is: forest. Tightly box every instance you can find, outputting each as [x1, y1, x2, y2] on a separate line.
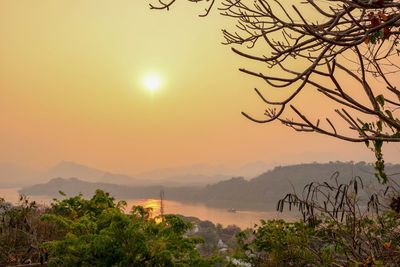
[2, 181, 400, 266]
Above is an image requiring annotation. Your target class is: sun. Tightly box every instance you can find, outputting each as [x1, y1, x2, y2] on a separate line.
[143, 74, 162, 92]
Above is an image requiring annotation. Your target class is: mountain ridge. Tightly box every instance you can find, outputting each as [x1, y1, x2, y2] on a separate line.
[0, 160, 253, 187]
[19, 161, 399, 211]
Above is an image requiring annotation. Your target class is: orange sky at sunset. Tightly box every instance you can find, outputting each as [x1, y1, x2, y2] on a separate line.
[1, 1, 399, 175]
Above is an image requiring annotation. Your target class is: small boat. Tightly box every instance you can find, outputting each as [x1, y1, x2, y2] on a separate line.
[227, 208, 237, 213]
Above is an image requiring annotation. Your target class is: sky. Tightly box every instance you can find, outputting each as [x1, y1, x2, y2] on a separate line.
[1, 0, 399, 175]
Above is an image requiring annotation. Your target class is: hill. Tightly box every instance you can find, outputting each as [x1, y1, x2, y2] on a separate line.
[0, 161, 251, 187]
[20, 162, 400, 211]
[178, 161, 393, 210]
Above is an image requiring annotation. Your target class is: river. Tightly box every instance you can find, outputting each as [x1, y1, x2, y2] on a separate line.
[0, 188, 295, 229]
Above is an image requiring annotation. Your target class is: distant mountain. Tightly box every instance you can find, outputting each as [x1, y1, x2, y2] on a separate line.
[45, 161, 234, 187]
[0, 161, 142, 187]
[43, 161, 105, 182]
[154, 174, 230, 187]
[182, 161, 391, 210]
[137, 161, 273, 180]
[20, 162, 399, 211]
[1, 160, 266, 187]
[42, 161, 146, 185]
[133, 161, 273, 187]
[20, 177, 169, 200]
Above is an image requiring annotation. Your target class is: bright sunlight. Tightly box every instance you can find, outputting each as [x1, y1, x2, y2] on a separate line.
[142, 73, 162, 92]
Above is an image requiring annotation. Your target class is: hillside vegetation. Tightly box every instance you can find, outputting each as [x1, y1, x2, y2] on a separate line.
[21, 162, 400, 211]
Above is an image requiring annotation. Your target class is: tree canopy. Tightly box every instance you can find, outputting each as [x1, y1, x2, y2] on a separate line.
[42, 190, 214, 266]
[0, 191, 220, 266]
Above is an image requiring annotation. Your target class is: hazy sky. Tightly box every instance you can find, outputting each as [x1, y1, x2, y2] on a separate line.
[1, 1, 399, 174]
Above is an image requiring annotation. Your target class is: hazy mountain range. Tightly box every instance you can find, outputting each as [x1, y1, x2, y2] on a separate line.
[0, 161, 273, 187]
[20, 162, 399, 211]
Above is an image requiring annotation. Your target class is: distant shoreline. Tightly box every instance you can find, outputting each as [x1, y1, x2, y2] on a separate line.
[0, 187, 295, 228]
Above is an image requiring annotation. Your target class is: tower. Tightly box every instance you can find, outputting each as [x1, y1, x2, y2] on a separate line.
[160, 189, 165, 221]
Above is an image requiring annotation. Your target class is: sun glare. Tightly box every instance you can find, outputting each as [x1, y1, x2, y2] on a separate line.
[143, 74, 162, 92]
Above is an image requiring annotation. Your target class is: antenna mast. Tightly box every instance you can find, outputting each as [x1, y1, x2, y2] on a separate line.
[160, 189, 165, 221]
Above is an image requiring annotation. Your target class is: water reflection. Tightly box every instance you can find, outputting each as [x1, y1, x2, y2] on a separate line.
[129, 198, 162, 218]
[126, 199, 295, 229]
[0, 189, 296, 229]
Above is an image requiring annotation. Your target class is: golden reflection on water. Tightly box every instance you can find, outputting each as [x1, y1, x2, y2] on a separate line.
[131, 198, 162, 217]
[129, 199, 163, 224]
[125, 198, 295, 229]
[0, 188, 296, 229]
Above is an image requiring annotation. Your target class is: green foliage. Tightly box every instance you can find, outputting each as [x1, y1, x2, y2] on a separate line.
[234, 213, 400, 266]
[185, 219, 241, 257]
[3, 188, 400, 266]
[360, 95, 391, 184]
[233, 172, 400, 266]
[374, 139, 388, 183]
[0, 196, 55, 265]
[43, 190, 215, 266]
[253, 220, 315, 263]
[235, 220, 322, 266]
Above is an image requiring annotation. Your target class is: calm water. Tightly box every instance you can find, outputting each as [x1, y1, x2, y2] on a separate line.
[0, 188, 294, 229]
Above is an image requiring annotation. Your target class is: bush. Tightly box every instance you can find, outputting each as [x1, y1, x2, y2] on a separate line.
[42, 190, 216, 266]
